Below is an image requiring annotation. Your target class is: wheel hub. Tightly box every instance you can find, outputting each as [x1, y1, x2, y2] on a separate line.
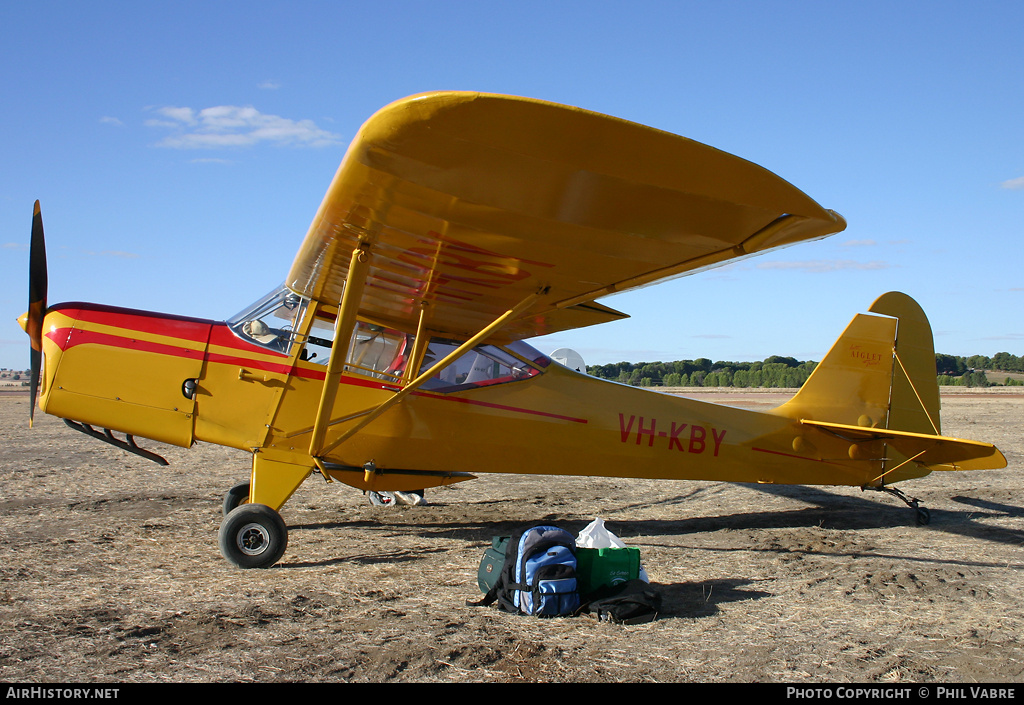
[236, 523, 270, 555]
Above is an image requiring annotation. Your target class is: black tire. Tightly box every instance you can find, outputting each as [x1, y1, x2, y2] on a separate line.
[222, 481, 251, 516]
[218, 504, 288, 569]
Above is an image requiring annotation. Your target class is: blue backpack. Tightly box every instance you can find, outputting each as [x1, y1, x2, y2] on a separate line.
[469, 525, 581, 617]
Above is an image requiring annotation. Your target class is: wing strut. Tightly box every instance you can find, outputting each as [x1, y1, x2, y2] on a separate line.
[308, 243, 373, 458]
[311, 286, 549, 463]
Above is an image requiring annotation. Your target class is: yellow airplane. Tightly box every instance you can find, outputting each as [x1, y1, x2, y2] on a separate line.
[20, 92, 1006, 569]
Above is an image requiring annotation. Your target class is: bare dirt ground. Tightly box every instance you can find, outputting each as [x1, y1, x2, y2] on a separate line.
[0, 388, 1021, 683]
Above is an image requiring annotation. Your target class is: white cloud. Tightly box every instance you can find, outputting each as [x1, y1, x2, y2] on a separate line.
[100, 116, 123, 127]
[1001, 176, 1024, 190]
[147, 105, 341, 149]
[756, 260, 891, 273]
[147, 106, 197, 127]
[841, 239, 876, 247]
[258, 80, 281, 90]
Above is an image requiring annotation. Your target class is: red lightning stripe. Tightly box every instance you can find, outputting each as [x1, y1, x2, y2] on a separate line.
[45, 305, 587, 425]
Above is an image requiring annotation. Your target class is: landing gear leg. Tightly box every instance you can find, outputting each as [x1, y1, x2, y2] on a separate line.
[862, 484, 931, 525]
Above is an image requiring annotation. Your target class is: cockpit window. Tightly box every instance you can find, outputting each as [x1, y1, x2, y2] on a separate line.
[505, 340, 552, 369]
[344, 322, 411, 380]
[418, 338, 542, 392]
[228, 287, 549, 390]
[228, 286, 308, 355]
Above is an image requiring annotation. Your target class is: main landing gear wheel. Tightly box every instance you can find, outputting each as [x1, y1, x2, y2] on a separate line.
[222, 481, 251, 515]
[218, 504, 288, 569]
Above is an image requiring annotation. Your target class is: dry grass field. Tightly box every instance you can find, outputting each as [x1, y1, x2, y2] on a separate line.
[0, 388, 1021, 683]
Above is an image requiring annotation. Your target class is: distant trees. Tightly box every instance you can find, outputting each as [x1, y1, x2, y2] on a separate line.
[585, 352, 1021, 388]
[932, 352, 1024, 387]
[587, 356, 818, 388]
[937, 352, 1023, 374]
[991, 352, 1024, 372]
[937, 371, 991, 387]
[935, 354, 967, 376]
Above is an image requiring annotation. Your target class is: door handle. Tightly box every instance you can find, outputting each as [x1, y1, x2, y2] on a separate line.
[238, 368, 273, 383]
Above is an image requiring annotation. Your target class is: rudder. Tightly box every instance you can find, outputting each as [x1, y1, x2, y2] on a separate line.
[867, 291, 940, 435]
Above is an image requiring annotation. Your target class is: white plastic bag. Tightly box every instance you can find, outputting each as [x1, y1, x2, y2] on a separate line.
[576, 518, 649, 582]
[576, 517, 626, 549]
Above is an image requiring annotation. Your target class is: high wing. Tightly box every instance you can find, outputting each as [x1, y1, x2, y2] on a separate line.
[286, 91, 847, 341]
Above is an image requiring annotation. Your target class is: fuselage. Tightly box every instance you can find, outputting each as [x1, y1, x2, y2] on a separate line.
[35, 298, 914, 493]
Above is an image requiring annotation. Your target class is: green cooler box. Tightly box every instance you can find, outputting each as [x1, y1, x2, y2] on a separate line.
[575, 546, 641, 597]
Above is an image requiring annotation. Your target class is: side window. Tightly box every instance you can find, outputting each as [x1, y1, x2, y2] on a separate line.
[344, 322, 411, 381]
[418, 339, 540, 392]
[301, 314, 336, 364]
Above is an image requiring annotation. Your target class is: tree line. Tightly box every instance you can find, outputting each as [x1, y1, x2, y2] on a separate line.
[935, 353, 1024, 374]
[587, 356, 819, 388]
[587, 352, 1024, 388]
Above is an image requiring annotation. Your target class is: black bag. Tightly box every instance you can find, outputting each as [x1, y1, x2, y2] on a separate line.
[469, 525, 580, 617]
[578, 578, 661, 624]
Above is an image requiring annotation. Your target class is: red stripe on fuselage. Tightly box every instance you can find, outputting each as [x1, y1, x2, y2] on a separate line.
[752, 446, 848, 468]
[50, 302, 214, 345]
[46, 304, 586, 424]
[415, 391, 588, 423]
[49, 326, 207, 362]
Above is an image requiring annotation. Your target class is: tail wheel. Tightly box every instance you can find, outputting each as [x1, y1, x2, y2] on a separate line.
[218, 504, 288, 569]
[222, 481, 251, 515]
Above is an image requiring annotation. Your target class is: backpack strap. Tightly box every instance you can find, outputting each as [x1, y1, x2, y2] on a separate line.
[466, 588, 497, 608]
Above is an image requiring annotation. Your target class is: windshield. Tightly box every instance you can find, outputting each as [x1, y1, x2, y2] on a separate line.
[228, 285, 308, 354]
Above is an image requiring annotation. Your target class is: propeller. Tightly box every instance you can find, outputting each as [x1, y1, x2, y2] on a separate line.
[26, 200, 47, 427]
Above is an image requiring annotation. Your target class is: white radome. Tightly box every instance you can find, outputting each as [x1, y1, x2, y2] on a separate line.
[551, 348, 587, 373]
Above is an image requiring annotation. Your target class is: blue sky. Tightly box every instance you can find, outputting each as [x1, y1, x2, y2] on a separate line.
[2, 1, 1021, 371]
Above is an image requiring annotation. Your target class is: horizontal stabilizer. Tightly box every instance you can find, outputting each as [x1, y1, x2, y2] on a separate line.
[801, 419, 1007, 471]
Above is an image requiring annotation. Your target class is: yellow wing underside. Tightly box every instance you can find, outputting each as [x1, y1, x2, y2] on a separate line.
[286, 91, 846, 341]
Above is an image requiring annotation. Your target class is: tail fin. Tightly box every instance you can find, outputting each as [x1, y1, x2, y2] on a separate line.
[775, 293, 1005, 474]
[776, 291, 939, 434]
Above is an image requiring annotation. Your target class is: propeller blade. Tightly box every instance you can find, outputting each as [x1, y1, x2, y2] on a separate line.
[27, 200, 47, 427]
